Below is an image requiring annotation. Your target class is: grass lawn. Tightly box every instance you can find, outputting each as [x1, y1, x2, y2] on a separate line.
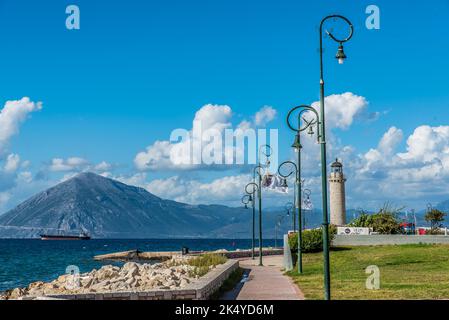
[287, 244, 449, 299]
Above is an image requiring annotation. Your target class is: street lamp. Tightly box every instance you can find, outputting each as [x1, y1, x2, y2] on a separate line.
[319, 14, 354, 300]
[302, 188, 312, 229]
[242, 194, 254, 252]
[283, 105, 320, 273]
[275, 214, 287, 249]
[244, 183, 257, 260]
[250, 144, 272, 267]
[245, 181, 262, 265]
[285, 201, 294, 231]
[241, 194, 251, 210]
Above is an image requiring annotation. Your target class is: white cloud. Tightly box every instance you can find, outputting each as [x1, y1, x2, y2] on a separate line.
[0, 96, 42, 210]
[134, 104, 278, 171]
[48, 157, 113, 175]
[0, 153, 32, 197]
[0, 97, 42, 155]
[132, 93, 373, 206]
[135, 141, 173, 171]
[341, 124, 449, 209]
[94, 161, 112, 172]
[3, 154, 21, 173]
[122, 173, 253, 205]
[49, 157, 89, 172]
[399, 125, 449, 162]
[311, 92, 367, 130]
[17, 171, 33, 184]
[254, 106, 277, 126]
[110, 171, 303, 207]
[378, 126, 403, 155]
[283, 92, 370, 174]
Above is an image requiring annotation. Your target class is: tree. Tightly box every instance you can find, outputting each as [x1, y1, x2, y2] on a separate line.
[425, 209, 446, 234]
[349, 202, 402, 234]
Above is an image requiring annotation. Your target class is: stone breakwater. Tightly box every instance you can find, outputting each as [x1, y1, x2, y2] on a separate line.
[1, 258, 203, 300]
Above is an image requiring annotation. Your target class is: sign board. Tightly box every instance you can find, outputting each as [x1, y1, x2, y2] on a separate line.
[337, 227, 371, 235]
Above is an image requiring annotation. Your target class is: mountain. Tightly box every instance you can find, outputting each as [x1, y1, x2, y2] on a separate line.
[436, 200, 449, 213]
[0, 172, 258, 239]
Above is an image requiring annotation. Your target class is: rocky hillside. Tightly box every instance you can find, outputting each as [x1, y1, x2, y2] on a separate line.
[0, 172, 252, 238]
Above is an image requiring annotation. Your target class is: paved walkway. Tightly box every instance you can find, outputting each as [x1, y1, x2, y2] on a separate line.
[235, 255, 304, 300]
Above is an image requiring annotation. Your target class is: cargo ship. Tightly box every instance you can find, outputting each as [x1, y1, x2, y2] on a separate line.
[40, 232, 90, 240]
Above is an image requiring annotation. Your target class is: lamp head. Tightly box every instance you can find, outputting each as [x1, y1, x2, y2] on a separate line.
[280, 177, 288, 188]
[244, 203, 248, 209]
[291, 134, 302, 152]
[336, 43, 347, 64]
[307, 125, 314, 136]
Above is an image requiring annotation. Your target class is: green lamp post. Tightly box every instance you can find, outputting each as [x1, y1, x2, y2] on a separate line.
[282, 105, 320, 273]
[243, 185, 257, 259]
[318, 14, 354, 300]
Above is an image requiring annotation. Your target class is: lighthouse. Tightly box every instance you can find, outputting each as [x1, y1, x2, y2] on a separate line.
[329, 159, 347, 226]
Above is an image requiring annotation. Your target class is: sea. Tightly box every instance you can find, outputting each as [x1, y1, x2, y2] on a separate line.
[0, 238, 276, 292]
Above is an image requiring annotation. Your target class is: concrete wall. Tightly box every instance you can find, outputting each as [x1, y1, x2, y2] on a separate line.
[224, 249, 283, 259]
[333, 234, 449, 246]
[40, 260, 239, 301]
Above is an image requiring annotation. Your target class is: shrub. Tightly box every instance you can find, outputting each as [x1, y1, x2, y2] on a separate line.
[187, 253, 227, 277]
[349, 212, 374, 228]
[372, 211, 401, 234]
[349, 202, 402, 234]
[425, 208, 446, 234]
[288, 225, 337, 253]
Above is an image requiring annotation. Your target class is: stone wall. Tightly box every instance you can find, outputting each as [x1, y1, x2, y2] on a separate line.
[333, 234, 449, 246]
[224, 249, 283, 259]
[39, 260, 239, 301]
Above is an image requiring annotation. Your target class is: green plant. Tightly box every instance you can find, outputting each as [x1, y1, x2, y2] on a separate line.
[349, 202, 402, 234]
[187, 253, 227, 277]
[288, 225, 337, 253]
[349, 212, 374, 227]
[210, 268, 244, 300]
[425, 208, 446, 234]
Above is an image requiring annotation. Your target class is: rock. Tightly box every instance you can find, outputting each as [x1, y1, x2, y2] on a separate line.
[9, 288, 26, 299]
[122, 262, 138, 273]
[96, 265, 119, 281]
[179, 278, 190, 287]
[3, 258, 205, 299]
[81, 277, 94, 288]
[29, 281, 45, 290]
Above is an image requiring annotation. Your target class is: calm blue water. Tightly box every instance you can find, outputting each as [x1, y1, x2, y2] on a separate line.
[0, 239, 276, 291]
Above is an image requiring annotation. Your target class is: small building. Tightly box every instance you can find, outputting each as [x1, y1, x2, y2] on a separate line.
[329, 159, 347, 226]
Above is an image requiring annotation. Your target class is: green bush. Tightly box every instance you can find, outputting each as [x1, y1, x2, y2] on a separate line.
[425, 208, 446, 233]
[349, 202, 402, 234]
[288, 225, 336, 253]
[349, 212, 374, 228]
[187, 253, 227, 277]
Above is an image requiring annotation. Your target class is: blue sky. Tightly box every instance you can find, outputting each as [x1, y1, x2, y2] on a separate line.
[0, 0, 448, 212]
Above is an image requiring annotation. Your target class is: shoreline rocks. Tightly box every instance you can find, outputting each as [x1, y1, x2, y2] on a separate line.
[1, 257, 203, 300]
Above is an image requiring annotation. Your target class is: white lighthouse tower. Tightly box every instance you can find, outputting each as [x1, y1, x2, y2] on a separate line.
[329, 159, 347, 226]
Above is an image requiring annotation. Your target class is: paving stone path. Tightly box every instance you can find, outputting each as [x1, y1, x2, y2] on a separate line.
[235, 255, 304, 300]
